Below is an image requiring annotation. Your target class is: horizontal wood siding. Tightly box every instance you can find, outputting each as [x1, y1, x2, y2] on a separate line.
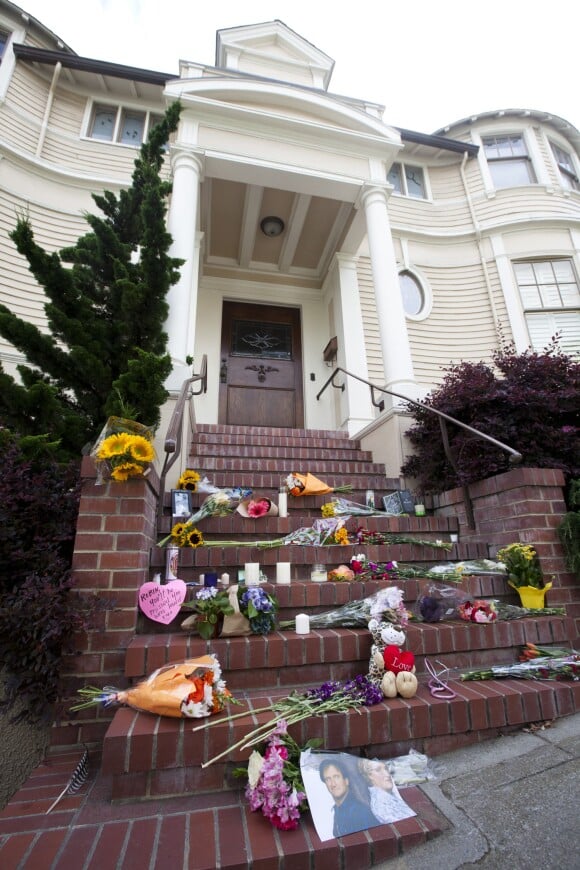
[472, 186, 580, 226]
[0, 65, 49, 154]
[357, 257, 384, 384]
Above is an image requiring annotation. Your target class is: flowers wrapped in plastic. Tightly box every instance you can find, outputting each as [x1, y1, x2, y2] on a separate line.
[237, 720, 311, 831]
[71, 656, 237, 718]
[460, 653, 579, 682]
[279, 586, 409, 631]
[321, 498, 383, 518]
[90, 416, 155, 483]
[285, 473, 352, 497]
[415, 582, 566, 623]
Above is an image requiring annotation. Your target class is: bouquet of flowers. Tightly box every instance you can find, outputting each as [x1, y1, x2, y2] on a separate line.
[279, 586, 409, 630]
[519, 642, 576, 662]
[460, 653, 580, 683]
[181, 588, 235, 639]
[196, 518, 351, 550]
[195, 674, 384, 768]
[496, 542, 546, 589]
[458, 599, 497, 623]
[71, 656, 236, 718]
[321, 498, 382, 518]
[349, 554, 467, 584]
[91, 416, 155, 483]
[285, 473, 352, 497]
[356, 528, 453, 551]
[238, 720, 311, 831]
[239, 586, 278, 634]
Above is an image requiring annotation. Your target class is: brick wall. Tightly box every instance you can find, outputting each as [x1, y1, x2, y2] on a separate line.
[433, 467, 579, 637]
[52, 457, 159, 749]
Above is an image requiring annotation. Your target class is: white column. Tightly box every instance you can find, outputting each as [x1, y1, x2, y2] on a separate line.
[334, 253, 374, 434]
[359, 184, 417, 402]
[490, 234, 529, 352]
[165, 148, 204, 391]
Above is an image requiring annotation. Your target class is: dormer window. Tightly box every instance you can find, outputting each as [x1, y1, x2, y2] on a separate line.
[550, 142, 580, 191]
[387, 163, 427, 199]
[482, 134, 536, 188]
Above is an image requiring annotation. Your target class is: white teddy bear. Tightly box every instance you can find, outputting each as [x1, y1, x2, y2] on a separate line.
[368, 618, 418, 699]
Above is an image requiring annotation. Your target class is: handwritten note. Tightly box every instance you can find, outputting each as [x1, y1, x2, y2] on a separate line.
[138, 579, 186, 624]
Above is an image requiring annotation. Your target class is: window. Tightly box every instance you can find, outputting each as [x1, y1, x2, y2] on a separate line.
[550, 142, 580, 191]
[388, 163, 427, 198]
[513, 259, 580, 354]
[0, 29, 10, 62]
[88, 104, 162, 146]
[398, 270, 425, 317]
[482, 134, 536, 188]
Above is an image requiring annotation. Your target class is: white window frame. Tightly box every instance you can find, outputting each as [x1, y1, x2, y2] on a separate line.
[397, 267, 432, 321]
[83, 101, 162, 147]
[512, 257, 580, 354]
[481, 131, 536, 189]
[548, 139, 580, 192]
[387, 162, 429, 200]
[474, 128, 545, 194]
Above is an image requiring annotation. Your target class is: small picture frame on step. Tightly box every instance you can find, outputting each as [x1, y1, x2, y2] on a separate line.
[171, 489, 192, 519]
[382, 492, 405, 515]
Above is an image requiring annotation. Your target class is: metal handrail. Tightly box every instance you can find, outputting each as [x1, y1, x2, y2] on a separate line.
[316, 366, 522, 529]
[157, 355, 207, 524]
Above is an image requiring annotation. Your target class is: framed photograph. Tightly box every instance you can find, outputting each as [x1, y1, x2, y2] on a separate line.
[382, 492, 404, 515]
[171, 489, 192, 518]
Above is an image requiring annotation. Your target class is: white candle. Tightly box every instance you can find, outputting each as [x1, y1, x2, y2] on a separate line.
[415, 504, 426, 517]
[295, 613, 310, 634]
[245, 562, 260, 586]
[278, 491, 288, 518]
[311, 564, 327, 582]
[220, 572, 230, 586]
[450, 534, 458, 544]
[276, 562, 291, 584]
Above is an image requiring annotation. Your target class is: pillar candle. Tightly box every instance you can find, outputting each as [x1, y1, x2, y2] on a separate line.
[278, 491, 288, 518]
[220, 572, 230, 586]
[276, 562, 291, 584]
[295, 613, 310, 634]
[245, 562, 260, 586]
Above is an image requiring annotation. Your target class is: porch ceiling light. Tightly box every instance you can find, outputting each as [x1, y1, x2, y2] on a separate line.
[260, 215, 285, 237]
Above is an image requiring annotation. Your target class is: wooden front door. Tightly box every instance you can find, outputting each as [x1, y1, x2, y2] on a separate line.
[219, 301, 304, 428]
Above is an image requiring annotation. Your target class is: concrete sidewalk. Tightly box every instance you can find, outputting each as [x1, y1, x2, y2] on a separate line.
[380, 711, 580, 869]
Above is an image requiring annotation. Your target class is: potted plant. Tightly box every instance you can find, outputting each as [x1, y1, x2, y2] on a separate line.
[181, 587, 235, 639]
[496, 543, 552, 609]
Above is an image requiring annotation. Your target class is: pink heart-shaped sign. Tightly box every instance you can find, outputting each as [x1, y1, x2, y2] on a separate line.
[383, 645, 415, 674]
[138, 579, 186, 624]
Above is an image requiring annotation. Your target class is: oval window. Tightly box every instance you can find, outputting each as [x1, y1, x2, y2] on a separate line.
[399, 270, 424, 316]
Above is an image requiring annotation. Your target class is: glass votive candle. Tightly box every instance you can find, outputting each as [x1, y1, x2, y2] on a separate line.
[311, 563, 327, 582]
[414, 504, 426, 517]
[276, 562, 291, 584]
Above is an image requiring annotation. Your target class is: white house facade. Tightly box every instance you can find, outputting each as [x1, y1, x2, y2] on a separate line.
[1, 2, 579, 476]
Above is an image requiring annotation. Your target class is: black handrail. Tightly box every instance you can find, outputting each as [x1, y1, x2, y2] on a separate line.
[316, 366, 522, 529]
[157, 356, 207, 524]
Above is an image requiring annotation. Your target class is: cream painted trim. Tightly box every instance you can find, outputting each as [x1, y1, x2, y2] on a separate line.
[490, 234, 530, 352]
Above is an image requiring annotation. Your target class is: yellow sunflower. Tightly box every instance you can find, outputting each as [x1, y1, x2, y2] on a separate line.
[110, 462, 143, 481]
[184, 526, 204, 548]
[127, 435, 155, 463]
[170, 522, 188, 544]
[178, 469, 201, 491]
[97, 432, 133, 459]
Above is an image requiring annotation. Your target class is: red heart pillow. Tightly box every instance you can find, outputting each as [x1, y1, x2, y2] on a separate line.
[383, 645, 415, 674]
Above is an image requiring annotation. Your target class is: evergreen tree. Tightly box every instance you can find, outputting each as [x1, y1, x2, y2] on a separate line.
[0, 101, 183, 459]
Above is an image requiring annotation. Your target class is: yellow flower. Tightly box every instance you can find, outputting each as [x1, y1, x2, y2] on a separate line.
[321, 502, 337, 517]
[97, 432, 132, 459]
[334, 527, 349, 546]
[178, 469, 201, 491]
[127, 435, 154, 463]
[185, 527, 204, 548]
[170, 522, 188, 544]
[110, 462, 143, 481]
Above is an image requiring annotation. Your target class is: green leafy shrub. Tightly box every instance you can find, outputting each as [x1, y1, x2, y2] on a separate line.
[0, 428, 95, 722]
[402, 344, 580, 492]
[557, 479, 580, 577]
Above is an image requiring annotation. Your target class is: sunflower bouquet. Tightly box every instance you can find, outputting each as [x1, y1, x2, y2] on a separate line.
[91, 416, 155, 483]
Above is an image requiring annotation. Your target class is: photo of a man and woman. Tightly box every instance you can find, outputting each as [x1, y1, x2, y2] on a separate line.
[300, 750, 416, 841]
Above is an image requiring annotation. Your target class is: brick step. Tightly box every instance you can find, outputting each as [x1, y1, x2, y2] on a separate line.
[0, 749, 449, 870]
[149, 542, 490, 579]
[190, 457, 389, 475]
[125, 616, 575, 684]
[100, 677, 580, 801]
[177, 470, 396, 491]
[195, 424, 353, 440]
[193, 443, 376, 462]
